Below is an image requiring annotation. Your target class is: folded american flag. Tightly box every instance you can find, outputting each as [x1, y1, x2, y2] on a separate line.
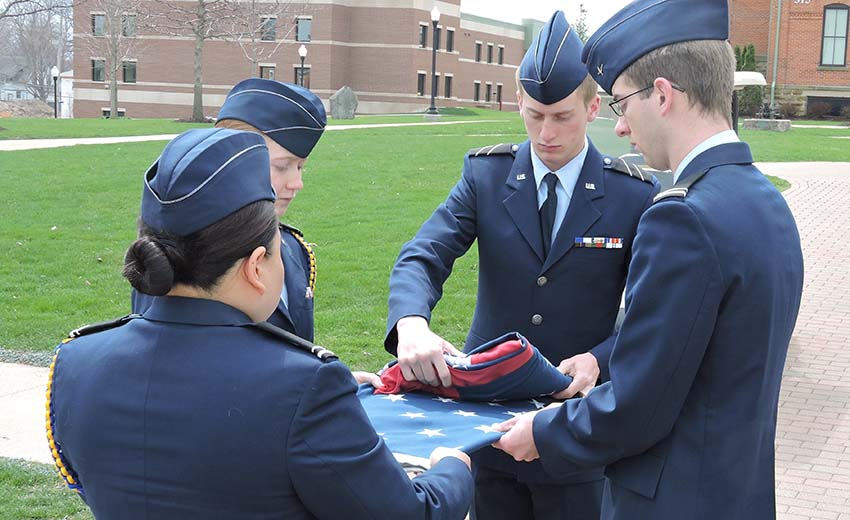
[376, 332, 572, 401]
[359, 332, 571, 466]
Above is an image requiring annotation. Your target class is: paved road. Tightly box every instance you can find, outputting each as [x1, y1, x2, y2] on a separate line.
[1, 160, 848, 519]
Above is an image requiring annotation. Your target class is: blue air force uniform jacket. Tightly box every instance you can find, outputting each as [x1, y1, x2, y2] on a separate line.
[48, 297, 472, 520]
[385, 140, 658, 483]
[131, 223, 315, 341]
[532, 143, 804, 519]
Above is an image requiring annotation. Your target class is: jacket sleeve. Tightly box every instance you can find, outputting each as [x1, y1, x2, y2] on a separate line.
[288, 361, 473, 520]
[384, 156, 480, 355]
[588, 177, 660, 382]
[533, 200, 724, 472]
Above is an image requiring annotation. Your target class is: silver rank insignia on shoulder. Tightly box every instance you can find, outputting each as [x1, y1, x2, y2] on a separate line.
[305, 287, 314, 299]
[585, 183, 596, 190]
[575, 237, 623, 249]
[516, 173, 526, 181]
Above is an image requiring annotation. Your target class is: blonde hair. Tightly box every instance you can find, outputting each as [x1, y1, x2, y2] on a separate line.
[215, 119, 261, 133]
[622, 40, 735, 123]
[515, 68, 598, 107]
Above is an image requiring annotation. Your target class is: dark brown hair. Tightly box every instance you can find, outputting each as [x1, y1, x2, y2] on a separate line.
[123, 200, 278, 296]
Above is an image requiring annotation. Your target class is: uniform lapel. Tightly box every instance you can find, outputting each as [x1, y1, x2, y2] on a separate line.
[276, 241, 297, 329]
[541, 142, 604, 273]
[678, 142, 754, 182]
[502, 142, 545, 262]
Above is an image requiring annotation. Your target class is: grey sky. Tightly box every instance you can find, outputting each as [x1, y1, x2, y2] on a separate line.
[460, 0, 632, 33]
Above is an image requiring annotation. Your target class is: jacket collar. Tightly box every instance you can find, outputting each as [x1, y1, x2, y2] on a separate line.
[142, 296, 256, 327]
[679, 142, 754, 182]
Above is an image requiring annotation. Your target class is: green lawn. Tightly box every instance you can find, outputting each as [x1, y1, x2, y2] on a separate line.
[0, 458, 92, 520]
[0, 108, 515, 140]
[740, 125, 850, 162]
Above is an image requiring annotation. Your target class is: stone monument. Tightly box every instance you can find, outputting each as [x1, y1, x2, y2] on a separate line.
[330, 86, 357, 119]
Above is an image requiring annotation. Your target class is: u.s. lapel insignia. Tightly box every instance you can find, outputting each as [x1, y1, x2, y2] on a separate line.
[305, 287, 314, 299]
[516, 173, 527, 181]
[585, 183, 596, 190]
[597, 64, 604, 76]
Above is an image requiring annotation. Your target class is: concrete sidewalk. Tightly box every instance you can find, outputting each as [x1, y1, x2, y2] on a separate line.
[2, 162, 849, 520]
[0, 119, 500, 151]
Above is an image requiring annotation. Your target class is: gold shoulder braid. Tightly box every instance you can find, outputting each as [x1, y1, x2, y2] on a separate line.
[45, 340, 84, 496]
[282, 225, 316, 299]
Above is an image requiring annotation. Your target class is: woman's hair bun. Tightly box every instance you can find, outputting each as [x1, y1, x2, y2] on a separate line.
[123, 236, 175, 296]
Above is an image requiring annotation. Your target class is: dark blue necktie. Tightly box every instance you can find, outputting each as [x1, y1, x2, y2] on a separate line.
[540, 173, 558, 257]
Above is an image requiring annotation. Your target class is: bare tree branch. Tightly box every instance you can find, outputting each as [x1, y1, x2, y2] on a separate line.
[0, 0, 70, 20]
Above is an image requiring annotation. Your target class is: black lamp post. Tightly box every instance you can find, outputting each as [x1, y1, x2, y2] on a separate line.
[298, 44, 307, 87]
[426, 6, 440, 115]
[51, 66, 59, 119]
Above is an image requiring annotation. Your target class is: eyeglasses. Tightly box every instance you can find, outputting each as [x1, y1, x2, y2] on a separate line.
[609, 84, 686, 117]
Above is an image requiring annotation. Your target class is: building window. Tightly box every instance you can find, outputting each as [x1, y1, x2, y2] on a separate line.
[260, 65, 275, 80]
[122, 15, 136, 37]
[122, 61, 136, 83]
[261, 17, 276, 41]
[296, 17, 311, 42]
[487, 43, 493, 64]
[102, 108, 126, 118]
[417, 72, 426, 96]
[16, 90, 21, 99]
[485, 83, 492, 102]
[91, 59, 105, 81]
[445, 75, 452, 98]
[498, 45, 504, 65]
[419, 24, 427, 48]
[475, 42, 482, 62]
[92, 14, 105, 36]
[496, 84, 503, 104]
[434, 26, 441, 51]
[446, 29, 454, 52]
[473, 81, 481, 101]
[294, 66, 310, 88]
[822, 4, 849, 66]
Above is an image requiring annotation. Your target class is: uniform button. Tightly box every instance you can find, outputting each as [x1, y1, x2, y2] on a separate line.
[537, 276, 548, 287]
[604, 157, 612, 165]
[511, 144, 519, 152]
[531, 314, 543, 326]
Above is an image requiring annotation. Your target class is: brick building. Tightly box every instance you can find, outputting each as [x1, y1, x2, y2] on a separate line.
[72, 0, 544, 118]
[730, 0, 850, 116]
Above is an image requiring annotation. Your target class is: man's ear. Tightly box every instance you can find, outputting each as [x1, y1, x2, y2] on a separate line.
[586, 94, 601, 123]
[654, 77, 676, 116]
[241, 246, 268, 294]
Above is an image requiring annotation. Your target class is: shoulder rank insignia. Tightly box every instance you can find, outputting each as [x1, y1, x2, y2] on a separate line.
[652, 170, 709, 204]
[468, 143, 518, 157]
[249, 321, 338, 362]
[281, 223, 316, 298]
[68, 314, 140, 339]
[603, 154, 654, 184]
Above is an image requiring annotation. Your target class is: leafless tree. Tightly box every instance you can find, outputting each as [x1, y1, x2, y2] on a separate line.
[0, 0, 70, 20]
[76, 0, 146, 118]
[147, 0, 235, 121]
[224, 0, 301, 78]
[5, 3, 69, 100]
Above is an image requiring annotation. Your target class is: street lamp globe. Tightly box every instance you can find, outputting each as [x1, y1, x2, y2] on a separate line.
[298, 45, 308, 87]
[430, 6, 440, 22]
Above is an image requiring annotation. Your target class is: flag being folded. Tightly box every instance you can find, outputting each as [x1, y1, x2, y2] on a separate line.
[375, 332, 572, 401]
[359, 332, 572, 467]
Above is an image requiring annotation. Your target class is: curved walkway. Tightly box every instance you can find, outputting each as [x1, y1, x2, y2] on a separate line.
[757, 162, 850, 520]
[0, 159, 848, 520]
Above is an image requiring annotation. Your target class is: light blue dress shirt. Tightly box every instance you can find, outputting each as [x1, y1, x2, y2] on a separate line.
[530, 136, 590, 245]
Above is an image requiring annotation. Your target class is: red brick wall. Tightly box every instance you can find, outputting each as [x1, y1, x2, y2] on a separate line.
[729, 0, 772, 62]
[73, 0, 523, 118]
